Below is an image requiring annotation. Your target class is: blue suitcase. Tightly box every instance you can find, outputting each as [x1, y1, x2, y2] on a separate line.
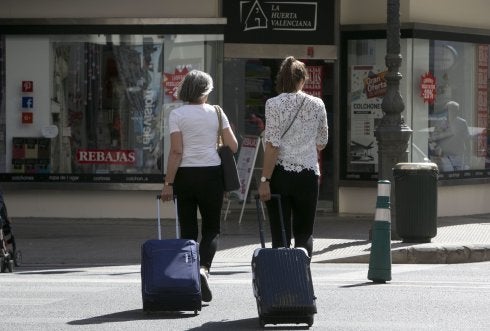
[141, 196, 202, 314]
[252, 195, 317, 327]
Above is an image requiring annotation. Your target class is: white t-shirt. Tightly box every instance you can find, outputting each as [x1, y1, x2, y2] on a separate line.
[264, 91, 329, 175]
[169, 103, 231, 167]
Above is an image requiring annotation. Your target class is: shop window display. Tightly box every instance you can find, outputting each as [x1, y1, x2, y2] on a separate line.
[0, 34, 221, 183]
[345, 38, 490, 180]
[51, 38, 164, 175]
[427, 42, 488, 176]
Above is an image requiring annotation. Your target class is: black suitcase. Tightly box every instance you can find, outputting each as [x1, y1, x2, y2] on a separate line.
[141, 195, 202, 314]
[251, 194, 317, 327]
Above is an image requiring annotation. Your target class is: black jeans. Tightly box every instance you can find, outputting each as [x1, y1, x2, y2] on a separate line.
[174, 166, 224, 270]
[266, 165, 319, 257]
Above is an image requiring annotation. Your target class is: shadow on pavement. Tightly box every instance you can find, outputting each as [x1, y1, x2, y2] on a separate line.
[67, 309, 196, 326]
[14, 269, 84, 275]
[313, 240, 370, 256]
[187, 317, 310, 331]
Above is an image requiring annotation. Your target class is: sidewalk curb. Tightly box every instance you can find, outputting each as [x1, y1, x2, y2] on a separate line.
[317, 244, 490, 264]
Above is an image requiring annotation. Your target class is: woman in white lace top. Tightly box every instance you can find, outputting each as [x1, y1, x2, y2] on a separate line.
[258, 56, 329, 257]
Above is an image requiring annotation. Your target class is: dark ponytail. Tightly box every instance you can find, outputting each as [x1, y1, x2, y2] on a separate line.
[275, 56, 308, 93]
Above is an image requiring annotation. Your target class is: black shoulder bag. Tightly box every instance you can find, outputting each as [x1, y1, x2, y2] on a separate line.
[215, 105, 241, 192]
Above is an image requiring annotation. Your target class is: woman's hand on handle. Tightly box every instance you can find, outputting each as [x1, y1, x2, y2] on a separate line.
[161, 186, 173, 202]
[258, 182, 271, 202]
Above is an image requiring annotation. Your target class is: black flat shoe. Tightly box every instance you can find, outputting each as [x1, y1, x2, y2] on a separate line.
[200, 268, 212, 302]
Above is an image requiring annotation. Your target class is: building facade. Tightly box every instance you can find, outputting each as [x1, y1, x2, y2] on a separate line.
[0, 0, 489, 218]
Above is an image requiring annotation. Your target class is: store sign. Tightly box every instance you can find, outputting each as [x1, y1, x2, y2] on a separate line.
[76, 149, 136, 164]
[163, 67, 190, 101]
[0, 173, 166, 183]
[420, 72, 437, 104]
[364, 71, 387, 99]
[476, 45, 488, 157]
[22, 80, 33, 92]
[349, 66, 386, 166]
[21, 112, 33, 124]
[304, 65, 324, 98]
[41, 125, 59, 138]
[22, 96, 33, 108]
[224, 0, 334, 45]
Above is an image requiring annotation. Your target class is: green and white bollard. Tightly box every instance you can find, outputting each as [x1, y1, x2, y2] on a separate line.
[367, 180, 392, 283]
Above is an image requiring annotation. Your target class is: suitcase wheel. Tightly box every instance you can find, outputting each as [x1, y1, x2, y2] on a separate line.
[14, 250, 22, 267]
[1, 258, 13, 273]
[258, 315, 314, 328]
[307, 315, 314, 327]
[259, 316, 266, 328]
[7, 260, 13, 273]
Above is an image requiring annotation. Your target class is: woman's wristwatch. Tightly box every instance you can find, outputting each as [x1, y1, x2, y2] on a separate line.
[164, 182, 173, 187]
[260, 176, 270, 183]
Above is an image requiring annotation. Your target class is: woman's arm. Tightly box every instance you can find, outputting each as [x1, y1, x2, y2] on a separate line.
[258, 142, 280, 201]
[221, 127, 238, 153]
[161, 131, 183, 201]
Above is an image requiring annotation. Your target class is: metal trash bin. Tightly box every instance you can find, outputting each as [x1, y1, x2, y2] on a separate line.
[393, 162, 439, 243]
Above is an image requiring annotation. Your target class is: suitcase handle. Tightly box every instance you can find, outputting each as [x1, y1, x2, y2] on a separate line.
[156, 195, 180, 240]
[254, 194, 288, 248]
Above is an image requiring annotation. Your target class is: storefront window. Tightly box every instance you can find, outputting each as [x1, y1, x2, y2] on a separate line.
[345, 39, 411, 179]
[345, 37, 489, 180]
[223, 58, 335, 200]
[0, 34, 222, 183]
[426, 41, 488, 175]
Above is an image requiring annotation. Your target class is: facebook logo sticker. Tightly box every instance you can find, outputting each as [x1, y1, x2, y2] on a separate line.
[22, 97, 33, 108]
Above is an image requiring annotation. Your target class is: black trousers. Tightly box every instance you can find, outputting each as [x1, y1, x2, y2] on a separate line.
[174, 166, 224, 270]
[266, 165, 319, 257]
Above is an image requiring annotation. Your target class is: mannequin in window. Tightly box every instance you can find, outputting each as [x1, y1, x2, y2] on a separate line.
[429, 101, 470, 171]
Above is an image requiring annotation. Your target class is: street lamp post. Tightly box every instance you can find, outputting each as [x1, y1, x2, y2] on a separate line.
[374, 0, 412, 236]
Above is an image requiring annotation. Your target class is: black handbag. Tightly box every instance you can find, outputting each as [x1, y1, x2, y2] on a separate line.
[215, 105, 240, 192]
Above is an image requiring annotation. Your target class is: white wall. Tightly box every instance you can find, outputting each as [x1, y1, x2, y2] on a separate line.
[5, 36, 51, 171]
[339, 183, 490, 217]
[341, 0, 490, 30]
[3, 189, 170, 219]
[340, 0, 409, 25]
[0, 0, 219, 18]
[438, 184, 490, 217]
[407, 0, 490, 30]
[339, 187, 377, 214]
[5, 183, 487, 219]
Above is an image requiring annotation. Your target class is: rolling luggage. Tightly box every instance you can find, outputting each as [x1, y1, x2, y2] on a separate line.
[252, 194, 317, 327]
[141, 195, 201, 314]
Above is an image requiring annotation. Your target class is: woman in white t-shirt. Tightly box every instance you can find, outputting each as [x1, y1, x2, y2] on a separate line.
[161, 70, 238, 302]
[258, 56, 329, 258]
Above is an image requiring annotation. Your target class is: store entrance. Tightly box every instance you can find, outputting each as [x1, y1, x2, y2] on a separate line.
[223, 58, 334, 208]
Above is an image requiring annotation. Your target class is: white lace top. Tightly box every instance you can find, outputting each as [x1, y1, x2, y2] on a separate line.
[264, 91, 328, 175]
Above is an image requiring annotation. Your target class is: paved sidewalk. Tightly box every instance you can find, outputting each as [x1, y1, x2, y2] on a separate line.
[8, 207, 490, 268]
[218, 209, 490, 264]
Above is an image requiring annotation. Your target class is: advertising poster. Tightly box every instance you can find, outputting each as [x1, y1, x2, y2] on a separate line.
[349, 65, 387, 165]
[476, 45, 488, 161]
[304, 65, 323, 98]
[232, 135, 260, 201]
[114, 40, 163, 171]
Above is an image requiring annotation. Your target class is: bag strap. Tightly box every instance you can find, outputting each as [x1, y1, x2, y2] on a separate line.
[214, 105, 224, 146]
[281, 94, 307, 139]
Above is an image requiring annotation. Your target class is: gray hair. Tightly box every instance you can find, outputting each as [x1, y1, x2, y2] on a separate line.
[177, 70, 214, 103]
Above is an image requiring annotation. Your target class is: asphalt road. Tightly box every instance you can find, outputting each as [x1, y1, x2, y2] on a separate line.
[1, 262, 489, 330]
